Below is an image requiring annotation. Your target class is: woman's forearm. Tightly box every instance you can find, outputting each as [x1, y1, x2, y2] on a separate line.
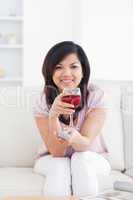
[68, 108, 105, 152]
[48, 114, 61, 135]
[48, 114, 69, 156]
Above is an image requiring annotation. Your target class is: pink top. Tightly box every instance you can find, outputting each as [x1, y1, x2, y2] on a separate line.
[33, 83, 108, 158]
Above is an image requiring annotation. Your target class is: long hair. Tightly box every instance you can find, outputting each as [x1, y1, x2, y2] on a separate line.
[42, 41, 90, 125]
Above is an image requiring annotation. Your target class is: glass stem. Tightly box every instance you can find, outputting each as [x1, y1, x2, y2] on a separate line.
[69, 114, 73, 128]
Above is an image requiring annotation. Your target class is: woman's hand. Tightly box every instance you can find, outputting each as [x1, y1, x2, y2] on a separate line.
[66, 128, 90, 151]
[58, 127, 81, 144]
[68, 128, 81, 143]
[49, 92, 75, 118]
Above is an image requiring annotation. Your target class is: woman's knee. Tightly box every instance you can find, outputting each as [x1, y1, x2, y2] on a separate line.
[71, 151, 111, 176]
[71, 151, 91, 174]
[33, 155, 70, 176]
[71, 152, 98, 196]
[71, 151, 90, 167]
[71, 151, 95, 163]
[71, 151, 87, 163]
[33, 155, 50, 175]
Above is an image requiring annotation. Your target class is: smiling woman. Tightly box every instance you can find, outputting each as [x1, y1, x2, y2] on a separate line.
[33, 41, 111, 197]
[52, 53, 83, 93]
[41, 41, 90, 126]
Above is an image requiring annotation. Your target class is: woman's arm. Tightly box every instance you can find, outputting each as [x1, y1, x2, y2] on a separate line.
[69, 108, 106, 151]
[35, 115, 69, 157]
[35, 92, 75, 157]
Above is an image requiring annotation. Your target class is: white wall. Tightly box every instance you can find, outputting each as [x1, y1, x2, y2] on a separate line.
[23, 0, 73, 86]
[79, 0, 133, 81]
[23, 0, 133, 86]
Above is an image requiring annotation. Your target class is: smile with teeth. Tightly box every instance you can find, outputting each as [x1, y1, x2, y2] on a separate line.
[61, 79, 73, 83]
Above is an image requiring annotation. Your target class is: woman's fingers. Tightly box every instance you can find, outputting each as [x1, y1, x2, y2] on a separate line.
[51, 105, 74, 115]
[58, 102, 74, 108]
[51, 93, 75, 116]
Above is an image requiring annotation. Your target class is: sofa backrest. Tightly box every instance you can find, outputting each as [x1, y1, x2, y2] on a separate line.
[94, 80, 133, 171]
[121, 85, 133, 170]
[0, 81, 132, 170]
[93, 80, 124, 171]
[0, 86, 42, 167]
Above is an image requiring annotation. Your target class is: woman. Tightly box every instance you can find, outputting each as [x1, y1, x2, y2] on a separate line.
[33, 41, 111, 197]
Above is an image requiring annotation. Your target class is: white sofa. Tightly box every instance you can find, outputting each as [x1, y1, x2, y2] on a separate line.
[0, 80, 133, 198]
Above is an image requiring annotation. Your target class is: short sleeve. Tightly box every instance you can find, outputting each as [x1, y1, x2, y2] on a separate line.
[86, 84, 107, 113]
[33, 92, 49, 117]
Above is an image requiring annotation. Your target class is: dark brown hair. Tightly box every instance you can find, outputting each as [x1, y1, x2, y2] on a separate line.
[42, 41, 90, 125]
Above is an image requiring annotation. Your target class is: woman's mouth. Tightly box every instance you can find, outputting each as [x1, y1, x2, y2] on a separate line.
[61, 79, 74, 84]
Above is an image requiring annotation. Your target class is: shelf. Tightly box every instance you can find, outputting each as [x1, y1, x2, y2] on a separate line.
[0, 16, 23, 22]
[0, 44, 23, 49]
[0, 77, 22, 82]
[0, 1, 23, 86]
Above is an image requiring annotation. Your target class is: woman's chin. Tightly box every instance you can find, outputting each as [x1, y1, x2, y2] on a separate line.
[58, 82, 79, 91]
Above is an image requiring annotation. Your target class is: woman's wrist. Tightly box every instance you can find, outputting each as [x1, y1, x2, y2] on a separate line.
[58, 128, 80, 145]
[68, 128, 80, 144]
[49, 108, 59, 119]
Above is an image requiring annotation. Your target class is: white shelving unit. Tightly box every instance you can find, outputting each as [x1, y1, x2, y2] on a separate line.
[0, 44, 23, 49]
[0, 16, 23, 21]
[0, 0, 23, 86]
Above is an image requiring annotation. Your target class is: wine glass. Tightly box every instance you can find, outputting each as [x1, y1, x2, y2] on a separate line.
[57, 87, 81, 140]
[61, 87, 81, 128]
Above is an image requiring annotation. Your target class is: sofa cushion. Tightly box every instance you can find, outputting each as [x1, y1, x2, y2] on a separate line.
[0, 87, 42, 167]
[98, 170, 133, 192]
[0, 167, 45, 198]
[0, 168, 133, 198]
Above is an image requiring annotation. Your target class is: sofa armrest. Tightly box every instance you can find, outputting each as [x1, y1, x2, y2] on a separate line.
[125, 168, 133, 179]
[121, 86, 133, 170]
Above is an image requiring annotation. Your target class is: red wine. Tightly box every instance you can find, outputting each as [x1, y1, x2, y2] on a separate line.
[62, 95, 81, 108]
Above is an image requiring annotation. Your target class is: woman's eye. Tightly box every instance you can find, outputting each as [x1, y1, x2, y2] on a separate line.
[55, 66, 61, 70]
[71, 65, 78, 69]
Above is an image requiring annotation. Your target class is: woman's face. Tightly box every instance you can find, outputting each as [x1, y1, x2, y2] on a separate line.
[52, 53, 83, 92]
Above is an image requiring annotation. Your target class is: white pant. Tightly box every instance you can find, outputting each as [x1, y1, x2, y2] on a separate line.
[33, 151, 111, 197]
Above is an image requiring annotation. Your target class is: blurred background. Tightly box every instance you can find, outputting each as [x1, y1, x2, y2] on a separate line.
[0, 0, 132, 86]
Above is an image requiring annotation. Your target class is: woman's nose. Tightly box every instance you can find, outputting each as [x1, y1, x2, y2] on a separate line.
[62, 68, 72, 75]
